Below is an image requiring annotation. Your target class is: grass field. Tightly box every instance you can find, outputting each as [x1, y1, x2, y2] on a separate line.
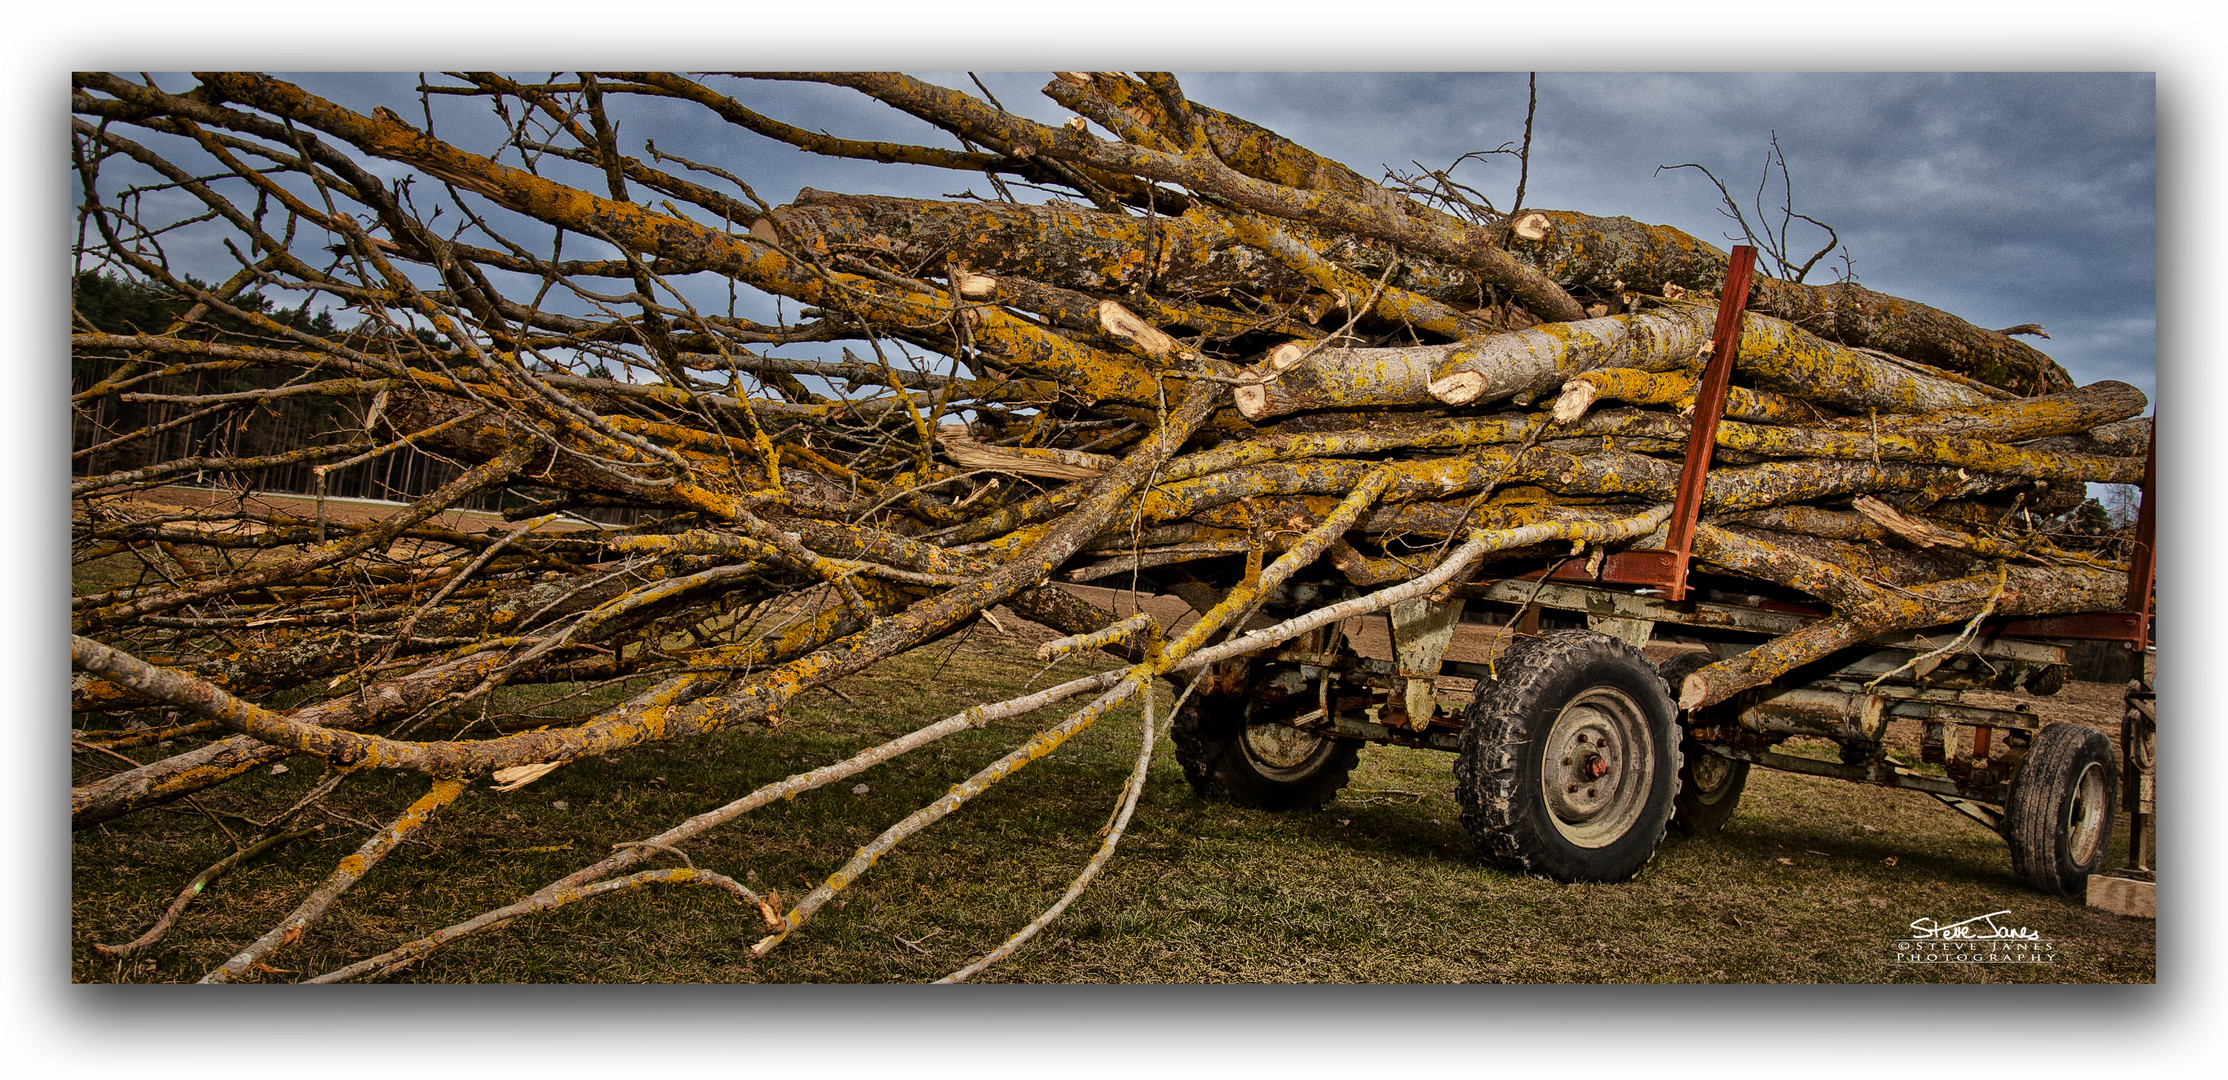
[71, 600, 2156, 984]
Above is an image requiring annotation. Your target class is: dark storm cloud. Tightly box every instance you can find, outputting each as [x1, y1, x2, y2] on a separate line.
[1171, 72, 2154, 401]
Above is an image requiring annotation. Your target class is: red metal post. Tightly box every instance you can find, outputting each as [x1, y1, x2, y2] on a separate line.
[1658, 245, 1760, 601]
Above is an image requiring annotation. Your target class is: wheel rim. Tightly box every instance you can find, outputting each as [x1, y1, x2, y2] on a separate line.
[1689, 753, 1735, 803]
[2064, 760, 2109, 866]
[1541, 686, 1657, 848]
[1240, 720, 1335, 779]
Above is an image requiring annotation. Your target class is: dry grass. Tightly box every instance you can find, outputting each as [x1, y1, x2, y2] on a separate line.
[71, 606, 2155, 984]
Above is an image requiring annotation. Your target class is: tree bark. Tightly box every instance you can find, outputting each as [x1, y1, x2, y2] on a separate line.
[1428, 308, 1711, 407]
[1817, 380, 2147, 443]
[1680, 561, 2128, 708]
[1234, 341, 1451, 419]
[1508, 208, 2075, 395]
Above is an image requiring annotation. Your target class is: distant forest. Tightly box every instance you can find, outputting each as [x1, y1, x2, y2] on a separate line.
[72, 272, 579, 517]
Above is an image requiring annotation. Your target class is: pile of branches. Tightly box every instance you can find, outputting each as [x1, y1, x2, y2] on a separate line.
[70, 71, 2147, 982]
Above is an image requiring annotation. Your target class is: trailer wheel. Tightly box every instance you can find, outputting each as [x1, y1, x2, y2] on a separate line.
[2003, 722, 2116, 896]
[1455, 631, 1681, 882]
[1656, 652, 1749, 832]
[1172, 672, 1361, 811]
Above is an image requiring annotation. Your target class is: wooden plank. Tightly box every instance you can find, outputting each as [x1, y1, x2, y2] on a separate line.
[2085, 874, 2156, 919]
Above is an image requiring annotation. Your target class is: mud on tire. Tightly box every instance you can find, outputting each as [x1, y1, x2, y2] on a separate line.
[1454, 630, 1682, 882]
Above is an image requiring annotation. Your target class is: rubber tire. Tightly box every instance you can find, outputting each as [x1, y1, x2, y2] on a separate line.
[1656, 651, 1750, 833]
[2003, 722, 2116, 896]
[1454, 630, 1682, 883]
[1172, 679, 1361, 811]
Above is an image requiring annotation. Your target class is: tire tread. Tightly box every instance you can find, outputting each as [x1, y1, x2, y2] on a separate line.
[1454, 630, 1681, 882]
[2004, 721, 2116, 896]
[1656, 651, 1749, 833]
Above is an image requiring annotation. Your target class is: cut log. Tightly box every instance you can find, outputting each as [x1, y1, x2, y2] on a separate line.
[1722, 312, 2001, 414]
[2021, 415, 2153, 458]
[1713, 504, 1886, 541]
[1505, 208, 2076, 395]
[1700, 458, 2027, 514]
[1097, 301, 1182, 360]
[1427, 308, 1713, 407]
[1680, 562, 2128, 708]
[771, 190, 1272, 300]
[1818, 380, 2147, 443]
[1554, 366, 1826, 425]
[1692, 523, 1976, 606]
[1233, 341, 1451, 420]
[1712, 418, 2147, 485]
[1430, 304, 1997, 414]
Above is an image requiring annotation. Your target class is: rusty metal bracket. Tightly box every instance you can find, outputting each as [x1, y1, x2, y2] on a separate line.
[1549, 246, 1759, 599]
[1655, 245, 1761, 601]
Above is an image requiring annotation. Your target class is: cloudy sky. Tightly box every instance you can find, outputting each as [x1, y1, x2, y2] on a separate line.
[1171, 72, 2156, 402]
